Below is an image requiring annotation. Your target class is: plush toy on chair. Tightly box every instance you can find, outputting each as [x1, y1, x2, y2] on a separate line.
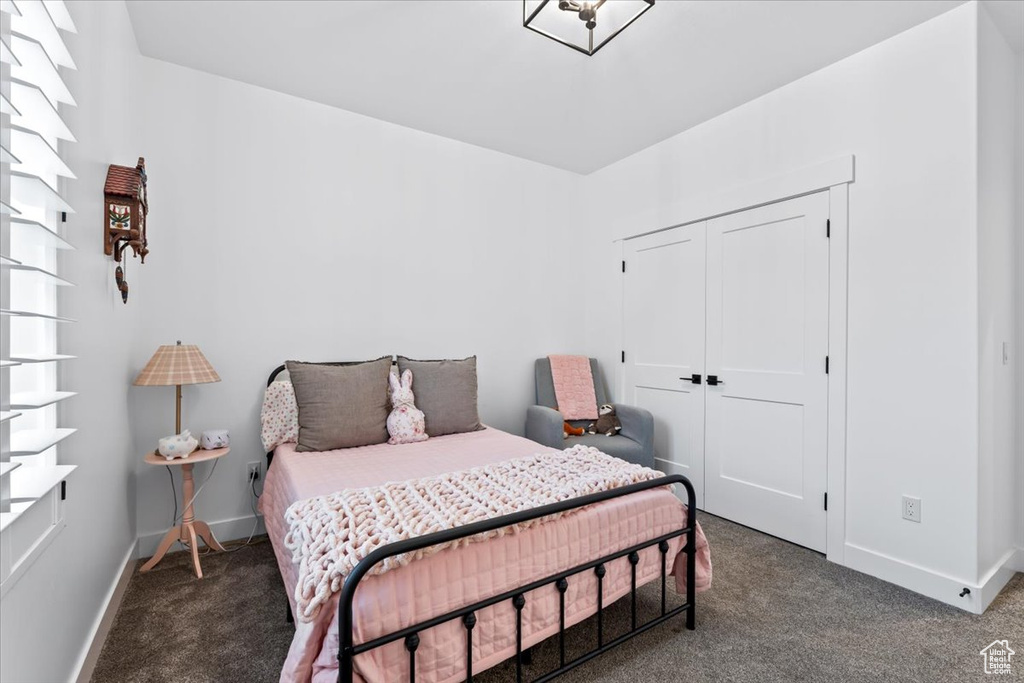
[387, 369, 429, 445]
[587, 404, 622, 437]
[563, 421, 585, 438]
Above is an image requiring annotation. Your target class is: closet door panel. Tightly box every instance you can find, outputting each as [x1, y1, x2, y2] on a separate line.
[624, 223, 706, 507]
[705, 192, 829, 552]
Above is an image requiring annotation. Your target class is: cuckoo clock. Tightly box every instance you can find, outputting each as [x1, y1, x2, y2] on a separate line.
[104, 157, 149, 303]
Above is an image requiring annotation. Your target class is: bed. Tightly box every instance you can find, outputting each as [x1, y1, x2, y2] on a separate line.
[260, 365, 711, 683]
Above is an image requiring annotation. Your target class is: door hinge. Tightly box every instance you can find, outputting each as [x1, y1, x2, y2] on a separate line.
[621, 260, 626, 273]
[60, 480, 67, 501]
[621, 350, 625, 363]
[825, 356, 830, 374]
[824, 492, 828, 511]
[826, 219, 830, 238]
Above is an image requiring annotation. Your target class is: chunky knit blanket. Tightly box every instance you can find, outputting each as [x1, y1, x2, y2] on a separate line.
[283, 445, 666, 622]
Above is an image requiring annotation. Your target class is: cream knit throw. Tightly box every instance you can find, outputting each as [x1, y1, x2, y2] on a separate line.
[283, 446, 665, 622]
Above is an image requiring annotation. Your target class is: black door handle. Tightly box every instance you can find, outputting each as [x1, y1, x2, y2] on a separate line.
[679, 374, 702, 384]
[707, 375, 724, 386]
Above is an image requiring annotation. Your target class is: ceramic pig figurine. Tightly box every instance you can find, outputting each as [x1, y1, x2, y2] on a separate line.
[201, 429, 230, 450]
[158, 430, 199, 460]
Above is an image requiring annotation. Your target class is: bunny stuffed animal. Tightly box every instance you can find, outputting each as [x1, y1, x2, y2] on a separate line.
[387, 369, 429, 445]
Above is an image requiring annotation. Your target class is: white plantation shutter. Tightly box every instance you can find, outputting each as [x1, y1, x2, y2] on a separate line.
[0, 0, 76, 588]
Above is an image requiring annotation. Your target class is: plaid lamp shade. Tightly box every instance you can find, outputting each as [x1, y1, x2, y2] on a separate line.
[134, 343, 220, 386]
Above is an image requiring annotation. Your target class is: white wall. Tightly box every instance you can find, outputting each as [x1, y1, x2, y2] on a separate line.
[1010, 5, 1024, 568]
[2, 8, 1018, 680]
[1017, 22, 1024, 566]
[131, 58, 584, 553]
[583, 3, 988, 605]
[0, 2, 144, 682]
[975, 2, 1019, 585]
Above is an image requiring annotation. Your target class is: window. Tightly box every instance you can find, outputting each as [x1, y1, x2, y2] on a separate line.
[0, 0, 76, 589]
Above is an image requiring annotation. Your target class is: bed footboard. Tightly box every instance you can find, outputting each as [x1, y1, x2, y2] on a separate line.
[337, 474, 697, 683]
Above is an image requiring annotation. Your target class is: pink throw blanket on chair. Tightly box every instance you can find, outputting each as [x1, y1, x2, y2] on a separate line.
[549, 354, 598, 420]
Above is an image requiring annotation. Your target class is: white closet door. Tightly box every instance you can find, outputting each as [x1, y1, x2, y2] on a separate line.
[624, 223, 707, 507]
[705, 192, 830, 552]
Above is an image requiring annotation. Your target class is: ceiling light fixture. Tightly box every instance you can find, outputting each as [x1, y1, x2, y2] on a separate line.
[523, 0, 655, 56]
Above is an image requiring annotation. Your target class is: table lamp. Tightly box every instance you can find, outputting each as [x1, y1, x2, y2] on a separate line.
[134, 340, 220, 433]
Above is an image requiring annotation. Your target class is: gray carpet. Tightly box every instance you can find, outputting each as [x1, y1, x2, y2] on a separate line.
[92, 515, 1023, 682]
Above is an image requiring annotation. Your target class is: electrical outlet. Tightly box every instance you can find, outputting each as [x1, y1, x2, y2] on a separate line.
[902, 495, 921, 523]
[246, 462, 262, 484]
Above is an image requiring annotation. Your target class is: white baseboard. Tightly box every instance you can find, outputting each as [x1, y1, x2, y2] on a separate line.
[844, 542, 1021, 615]
[137, 514, 264, 559]
[1007, 547, 1024, 573]
[977, 549, 1019, 612]
[73, 539, 138, 683]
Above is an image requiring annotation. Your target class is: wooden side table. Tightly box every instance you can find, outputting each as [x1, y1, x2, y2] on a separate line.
[141, 447, 230, 579]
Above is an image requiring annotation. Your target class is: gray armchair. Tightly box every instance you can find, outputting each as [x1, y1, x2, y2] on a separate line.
[525, 358, 655, 468]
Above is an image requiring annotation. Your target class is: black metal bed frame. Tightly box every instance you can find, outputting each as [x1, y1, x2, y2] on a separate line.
[265, 364, 697, 683]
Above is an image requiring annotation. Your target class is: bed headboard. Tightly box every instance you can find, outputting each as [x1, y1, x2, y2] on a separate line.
[267, 360, 388, 388]
[267, 364, 287, 387]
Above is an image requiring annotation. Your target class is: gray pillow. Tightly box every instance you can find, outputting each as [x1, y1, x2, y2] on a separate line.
[286, 357, 393, 452]
[396, 356, 483, 437]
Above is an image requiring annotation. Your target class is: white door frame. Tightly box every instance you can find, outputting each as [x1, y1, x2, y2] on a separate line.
[617, 154, 853, 565]
[825, 181, 849, 564]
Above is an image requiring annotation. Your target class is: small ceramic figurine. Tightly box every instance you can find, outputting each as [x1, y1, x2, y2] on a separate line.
[158, 430, 199, 460]
[201, 429, 230, 450]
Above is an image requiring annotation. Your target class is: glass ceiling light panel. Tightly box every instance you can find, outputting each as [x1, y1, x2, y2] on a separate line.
[523, 0, 654, 56]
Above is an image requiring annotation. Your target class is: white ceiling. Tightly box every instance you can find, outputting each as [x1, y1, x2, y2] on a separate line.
[126, 0, 969, 174]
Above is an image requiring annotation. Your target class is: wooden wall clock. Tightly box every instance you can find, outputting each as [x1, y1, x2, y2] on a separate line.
[104, 157, 149, 303]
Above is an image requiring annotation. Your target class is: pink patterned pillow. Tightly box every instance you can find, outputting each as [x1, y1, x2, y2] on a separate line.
[261, 380, 299, 451]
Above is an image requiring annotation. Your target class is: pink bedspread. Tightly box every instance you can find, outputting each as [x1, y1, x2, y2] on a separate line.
[261, 428, 711, 683]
